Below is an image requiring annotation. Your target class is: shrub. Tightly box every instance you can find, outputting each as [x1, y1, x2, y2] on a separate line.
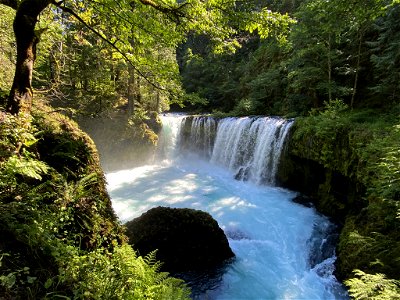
[0, 109, 190, 299]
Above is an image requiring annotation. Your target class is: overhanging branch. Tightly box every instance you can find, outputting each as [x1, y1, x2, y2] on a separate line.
[52, 0, 165, 91]
[137, 0, 189, 23]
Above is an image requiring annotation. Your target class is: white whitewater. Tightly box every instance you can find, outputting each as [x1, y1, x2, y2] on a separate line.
[210, 117, 293, 185]
[180, 116, 217, 159]
[106, 114, 347, 299]
[156, 114, 186, 161]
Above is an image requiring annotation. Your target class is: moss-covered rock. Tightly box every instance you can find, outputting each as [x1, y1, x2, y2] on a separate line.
[0, 104, 190, 299]
[77, 114, 158, 171]
[0, 106, 122, 297]
[31, 103, 124, 250]
[277, 120, 365, 222]
[125, 206, 235, 273]
[276, 109, 400, 282]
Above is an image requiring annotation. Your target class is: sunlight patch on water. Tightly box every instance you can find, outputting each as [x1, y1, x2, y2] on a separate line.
[106, 158, 347, 299]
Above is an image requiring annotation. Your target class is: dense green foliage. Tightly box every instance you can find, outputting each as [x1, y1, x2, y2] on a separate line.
[1, 0, 400, 299]
[0, 0, 294, 116]
[0, 6, 14, 96]
[345, 270, 400, 300]
[180, 1, 400, 116]
[0, 106, 190, 299]
[285, 101, 400, 298]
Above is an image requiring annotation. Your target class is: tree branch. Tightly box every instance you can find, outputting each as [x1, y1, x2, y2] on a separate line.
[136, 0, 189, 23]
[52, 0, 165, 91]
[0, 0, 18, 9]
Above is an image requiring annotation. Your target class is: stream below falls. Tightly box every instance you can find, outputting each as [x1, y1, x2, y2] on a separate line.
[106, 114, 348, 299]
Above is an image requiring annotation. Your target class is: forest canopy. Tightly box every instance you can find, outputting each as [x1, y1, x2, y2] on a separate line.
[180, 0, 400, 116]
[0, 0, 293, 115]
[0, 1, 399, 117]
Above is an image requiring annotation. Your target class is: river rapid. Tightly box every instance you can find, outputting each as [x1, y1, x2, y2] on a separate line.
[106, 114, 348, 299]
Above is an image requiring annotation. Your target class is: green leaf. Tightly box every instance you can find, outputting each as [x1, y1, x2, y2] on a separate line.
[27, 276, 37, 284]
[44, 278, 53, 289]
[5, 155, 49, 180]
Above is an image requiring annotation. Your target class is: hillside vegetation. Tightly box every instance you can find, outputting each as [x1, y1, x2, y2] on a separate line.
[0, 103, 190, 299]
[276, 101, 400, 298]
[1, 0, 399, 298]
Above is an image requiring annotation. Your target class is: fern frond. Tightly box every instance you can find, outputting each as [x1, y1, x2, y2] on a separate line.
[144, 250, 164, 273]
[5, 155, 49, 180]
[345, 269, 400, 300]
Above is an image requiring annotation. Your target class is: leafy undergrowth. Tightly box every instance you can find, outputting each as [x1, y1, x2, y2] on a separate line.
[0, 106, 190, 299]
[292, 100, 400, 299]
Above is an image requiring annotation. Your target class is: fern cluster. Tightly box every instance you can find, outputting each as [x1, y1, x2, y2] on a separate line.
[345, 270, 400, 300]
[0, 109, 190, 299]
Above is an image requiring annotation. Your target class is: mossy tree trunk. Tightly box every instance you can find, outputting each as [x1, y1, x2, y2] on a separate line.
[1, 0, 51, 115]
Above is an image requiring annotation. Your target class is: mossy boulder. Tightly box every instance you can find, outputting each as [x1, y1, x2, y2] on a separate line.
[31, 104, 123, 249]
[0, 105, 127, 298]
[276, 119, 365, 223]
[276, 112, 400, 283]
[125, 206, 235, 273]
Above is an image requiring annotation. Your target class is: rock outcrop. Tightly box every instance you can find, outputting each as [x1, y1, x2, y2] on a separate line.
[275, 117, 400, 281]
[125, 206, 235, 273]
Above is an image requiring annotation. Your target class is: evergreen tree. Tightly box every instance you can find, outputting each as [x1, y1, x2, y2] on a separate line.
[369, 3, 400, 104]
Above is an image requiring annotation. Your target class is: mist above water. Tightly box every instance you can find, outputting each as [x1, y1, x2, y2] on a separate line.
[106, 114, 348, 299]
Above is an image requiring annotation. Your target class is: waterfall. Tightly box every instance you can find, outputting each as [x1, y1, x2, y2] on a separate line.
[179, 116, 217, 159]
[211, 117, 293, 185]
[177, 115, 293, 185]
[156, 113, 186, 161]
[108, 113, 348, 299]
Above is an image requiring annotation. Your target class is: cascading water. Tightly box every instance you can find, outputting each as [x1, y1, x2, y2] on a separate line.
[106, 113, 348, 299]
[210, 116, 293, 185]
[179, 116, 218, 159]
[156, 113, 186, 162]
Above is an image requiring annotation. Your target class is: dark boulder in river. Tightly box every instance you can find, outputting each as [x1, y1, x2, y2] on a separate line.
[125, 206, 235, 272]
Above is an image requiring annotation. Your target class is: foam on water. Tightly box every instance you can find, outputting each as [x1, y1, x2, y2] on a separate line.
[107, 159, 346, 299]
[106, 114, 347, 299]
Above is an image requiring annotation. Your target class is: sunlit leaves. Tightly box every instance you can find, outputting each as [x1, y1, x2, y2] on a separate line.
[345, 270, 400, 300]
[4, 155, 49, 180]
[2, 0, 295, 110]
[47, 0, 294, 108]
[0, 6, 15, 93]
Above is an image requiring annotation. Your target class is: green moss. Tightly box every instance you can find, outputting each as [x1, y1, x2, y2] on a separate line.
[282, 104, 400, 286]
[0, 104, 190, 299]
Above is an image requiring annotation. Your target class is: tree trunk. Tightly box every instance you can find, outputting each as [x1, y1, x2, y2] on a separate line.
[327, 34, 332, 102]
[49, 42, 62, 87]
[350, 31, 363, 109]
[127, 65, 135, 116]
[6, 0, 51, 115]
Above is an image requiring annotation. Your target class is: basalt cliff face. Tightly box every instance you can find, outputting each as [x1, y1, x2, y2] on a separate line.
[276, 118, 400, 280]
[277, 121, 365, 223]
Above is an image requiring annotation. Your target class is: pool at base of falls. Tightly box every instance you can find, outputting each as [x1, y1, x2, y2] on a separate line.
[106, 158, 348, 299]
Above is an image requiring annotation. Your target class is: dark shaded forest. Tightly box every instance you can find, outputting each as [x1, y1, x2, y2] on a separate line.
[180, 0, 400, 117]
